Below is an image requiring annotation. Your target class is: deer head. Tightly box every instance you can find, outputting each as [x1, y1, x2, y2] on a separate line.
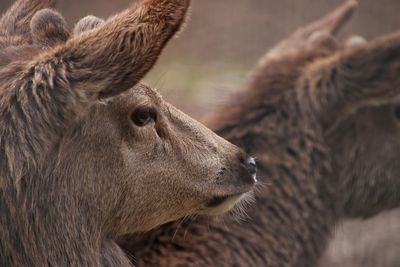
[0, 1, 256, 265]
[246, 0, 400, 219]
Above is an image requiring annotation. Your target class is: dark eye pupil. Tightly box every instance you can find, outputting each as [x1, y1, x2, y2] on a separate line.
[131, 107, 157, 126]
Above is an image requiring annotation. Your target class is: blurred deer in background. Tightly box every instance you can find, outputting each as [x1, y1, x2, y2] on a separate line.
[0, 0, 258, 266]
[115, 1, 400, 266]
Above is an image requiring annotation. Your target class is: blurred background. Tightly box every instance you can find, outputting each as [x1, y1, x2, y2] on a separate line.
[1, 0, 400, 266]
[2, 0, 400, 118]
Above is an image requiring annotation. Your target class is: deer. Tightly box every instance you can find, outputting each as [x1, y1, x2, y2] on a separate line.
[114, 1, 400, 266]
[0, 0, 258, 266]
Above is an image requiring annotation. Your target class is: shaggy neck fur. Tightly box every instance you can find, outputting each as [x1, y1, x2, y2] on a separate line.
[0, 100, 133, 266]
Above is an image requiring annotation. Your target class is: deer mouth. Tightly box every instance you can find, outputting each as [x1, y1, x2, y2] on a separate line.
[206, 175, 256, 210]
[206, 193, 243, 208]
[198, 182, 255, 215]
[200, 191, 251, 216]
[202, 157, 257, 214]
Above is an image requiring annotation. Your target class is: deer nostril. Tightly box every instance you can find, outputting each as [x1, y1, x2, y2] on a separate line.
[245, 158, 257, 176]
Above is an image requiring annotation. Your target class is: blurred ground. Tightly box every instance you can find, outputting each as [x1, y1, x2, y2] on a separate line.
[1, 0, 400, 266]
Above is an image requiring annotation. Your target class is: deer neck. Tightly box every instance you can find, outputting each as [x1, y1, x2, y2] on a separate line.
[1, 207, 132, 266]
[0, 171, 131, 267]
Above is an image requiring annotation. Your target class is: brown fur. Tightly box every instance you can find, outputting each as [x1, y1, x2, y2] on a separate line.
[119, 1, 400, 266]
[30, 9, 70, 47]
[0, 0, 257, 266]
[73, 15, 105, 35]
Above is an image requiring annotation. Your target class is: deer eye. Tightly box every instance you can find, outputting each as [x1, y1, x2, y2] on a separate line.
[131, 106, 157, 127]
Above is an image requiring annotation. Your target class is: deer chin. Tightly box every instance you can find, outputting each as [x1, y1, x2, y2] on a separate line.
[200, 194, 246, 216]
[200, 189, 254, 216]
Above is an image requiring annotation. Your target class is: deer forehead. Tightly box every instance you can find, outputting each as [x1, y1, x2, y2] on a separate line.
[105, 84, 164, 112]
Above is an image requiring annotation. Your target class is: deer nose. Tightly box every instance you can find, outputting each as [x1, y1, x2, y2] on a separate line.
[245, 157, 257, 177]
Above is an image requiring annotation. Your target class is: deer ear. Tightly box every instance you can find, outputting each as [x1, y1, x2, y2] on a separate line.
[35, 0, 190, 98]
[0, 0, 56, 40]
[301, 32, 400, 132]
[30, 9, 70, 47]
[248, 0, 357, 92]
[73, 16, 105, 35]
[266, 0, 357, 58]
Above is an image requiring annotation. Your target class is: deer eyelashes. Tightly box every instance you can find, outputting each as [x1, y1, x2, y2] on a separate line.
[131, 106, 158, 127]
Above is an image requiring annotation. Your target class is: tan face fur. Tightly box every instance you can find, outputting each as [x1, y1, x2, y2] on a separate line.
[56, 84, 257, 234]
